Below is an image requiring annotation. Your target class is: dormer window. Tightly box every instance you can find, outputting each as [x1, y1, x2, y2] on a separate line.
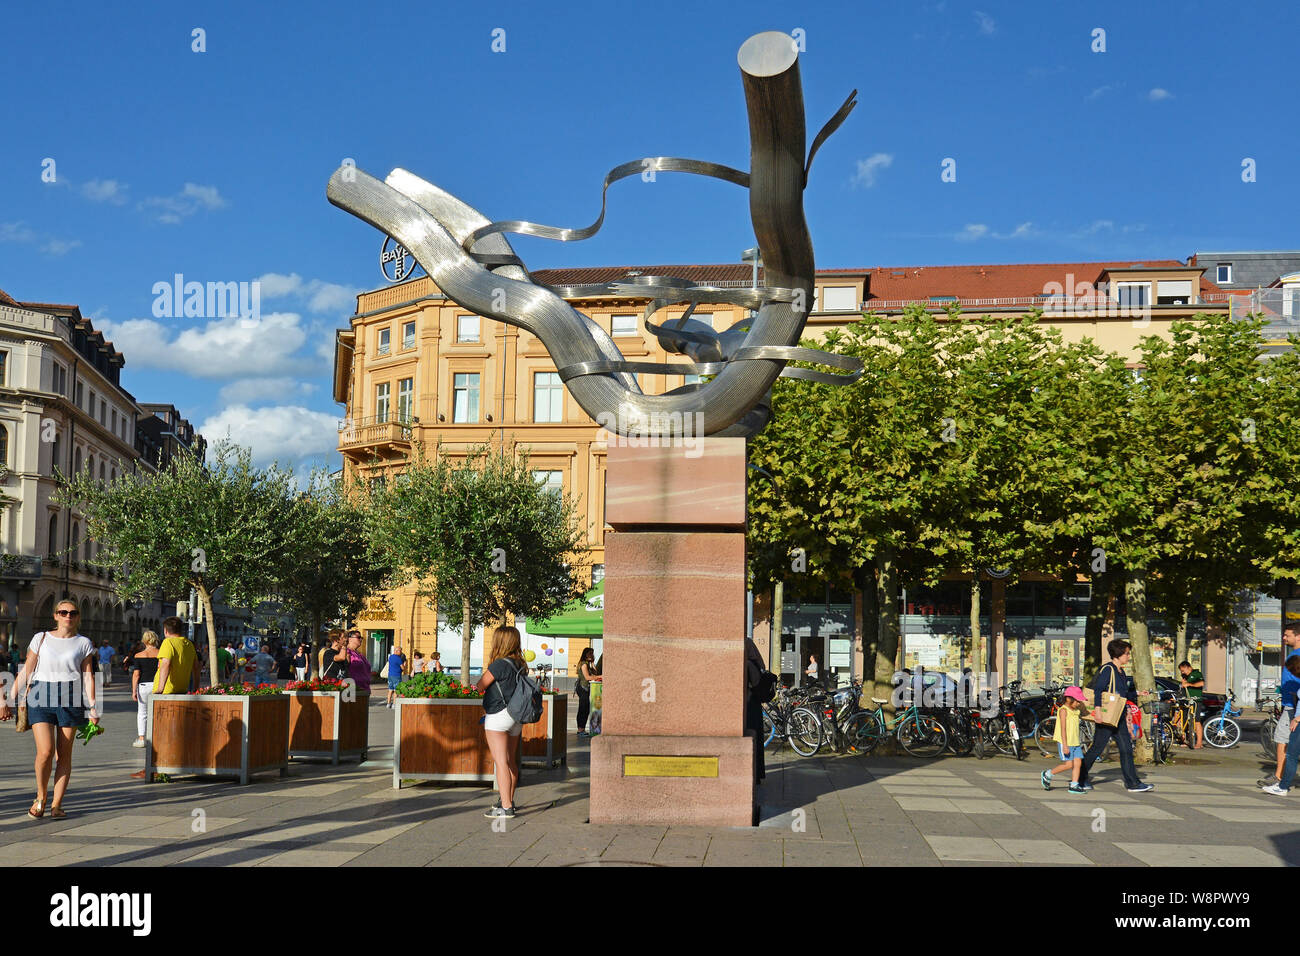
[1216, 263, 1232, 284]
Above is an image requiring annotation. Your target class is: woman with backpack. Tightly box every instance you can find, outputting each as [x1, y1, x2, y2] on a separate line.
[575, 647, 597, 738]
[476, 625, 528, 819]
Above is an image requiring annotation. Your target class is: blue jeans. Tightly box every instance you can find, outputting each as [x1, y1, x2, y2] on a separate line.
[1078, 718, 1142, 789]
[1279, 721, 1300, 790]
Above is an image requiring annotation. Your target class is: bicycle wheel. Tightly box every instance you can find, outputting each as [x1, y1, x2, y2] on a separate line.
[1204, 716, 1240, 749]
[1035, 716, 1057, 757]
[1261, 719, 1277, 758]
[844, 711, 883, 755]
[1153, 724, 1171, 764]
[986, 717, 1017, 757]
[945, 713, 974, 756]
[762, 710, 776, 749]
[898, 714, 947, 757]
[787, 707, 824, 757]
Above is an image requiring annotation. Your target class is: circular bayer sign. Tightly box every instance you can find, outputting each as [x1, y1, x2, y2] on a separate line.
[380, 236, 421, 283]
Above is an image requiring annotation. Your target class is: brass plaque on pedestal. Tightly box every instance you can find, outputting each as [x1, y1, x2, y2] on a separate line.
[624, 755, 719, 777]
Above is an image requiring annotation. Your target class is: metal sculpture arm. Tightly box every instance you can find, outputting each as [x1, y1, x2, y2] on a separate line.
[327, 31, 859, 438]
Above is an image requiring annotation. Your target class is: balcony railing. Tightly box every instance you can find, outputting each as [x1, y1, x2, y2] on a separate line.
[0, 555, 42, 580]
[338, 413, 414, 449]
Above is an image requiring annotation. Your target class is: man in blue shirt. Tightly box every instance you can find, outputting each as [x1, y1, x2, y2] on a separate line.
[97, 642, 114, 687]
[1077, 638, 1155, 793]
[1260, 621, 1300, 788]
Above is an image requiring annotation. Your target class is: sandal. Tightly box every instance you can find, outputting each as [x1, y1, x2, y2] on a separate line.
[49, 807, 66, 819]
[27, 799, 45, 819]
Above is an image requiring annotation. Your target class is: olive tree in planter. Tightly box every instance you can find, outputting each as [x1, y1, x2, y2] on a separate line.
[366, 444, 589, 684]
[58, 442, 300, 686]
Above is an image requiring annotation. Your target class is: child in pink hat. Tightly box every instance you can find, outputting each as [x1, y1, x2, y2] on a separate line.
[1041, 686, 1094, 793]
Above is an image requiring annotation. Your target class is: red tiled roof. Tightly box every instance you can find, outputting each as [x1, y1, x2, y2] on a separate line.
[862, 260, 1208, 304]
[532, 264, 760, 285]
[0, 288, 16, 307]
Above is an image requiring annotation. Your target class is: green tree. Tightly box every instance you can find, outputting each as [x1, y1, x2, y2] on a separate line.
[58, 442, 300, 685]
[279, 473, 391, 661]
[365, 444, 589, 683]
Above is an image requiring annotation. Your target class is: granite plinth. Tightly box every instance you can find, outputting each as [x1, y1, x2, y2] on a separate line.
[589, 734, 756, 827]
[606, 438, 746, 527]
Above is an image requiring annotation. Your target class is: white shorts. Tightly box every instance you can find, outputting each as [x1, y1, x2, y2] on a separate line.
[1274, 708, 1294, 745]
[483, 708, 522, 735]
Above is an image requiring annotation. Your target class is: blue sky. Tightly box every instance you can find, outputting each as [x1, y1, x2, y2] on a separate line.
[2, 0, 1296, 475]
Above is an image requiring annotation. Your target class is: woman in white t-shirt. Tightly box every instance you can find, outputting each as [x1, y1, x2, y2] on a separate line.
[0, 599, 98, 818]
[806, 653, 819, 684]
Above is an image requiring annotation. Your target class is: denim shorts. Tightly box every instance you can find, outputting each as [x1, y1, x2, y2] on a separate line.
[26, 680, 87, 728]
[1059, 743, 1085, 761]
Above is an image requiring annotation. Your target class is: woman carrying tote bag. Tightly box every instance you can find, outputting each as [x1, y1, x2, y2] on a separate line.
[0, 600, 99, 818]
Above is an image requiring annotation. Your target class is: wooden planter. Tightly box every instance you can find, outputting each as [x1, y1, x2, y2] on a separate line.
[147, 694, 290, 784]
[286, 691, 369, 763]
[393, 698, 493, 788]
[522, 694, 568, 767]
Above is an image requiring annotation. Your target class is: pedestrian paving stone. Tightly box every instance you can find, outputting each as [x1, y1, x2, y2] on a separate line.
[1194, 806, 1298, 823]
[1040, 803, 1181, 820]
[1116, 843, 1286, 866]
[923, 835, 1015, 862]
[993, 838, 1093, 864]
[260, 847, 367, 866]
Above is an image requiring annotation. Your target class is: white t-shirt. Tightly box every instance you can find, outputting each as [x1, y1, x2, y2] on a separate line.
[806, 661, 818, 678]
[30, 632, 93, 681]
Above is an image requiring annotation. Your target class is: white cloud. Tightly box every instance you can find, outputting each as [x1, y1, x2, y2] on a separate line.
[2, 221, 81, 257]
[1078, 219, 1115, 236]
[1086, 84, 1117, 101]
[0, 222, 37, 244]
[97, 311, 310, 378]
[958, 224, 989, 241]
[851, 153, 894, 189]
[1148, 88, 1173, 102]
[81, 179, 128, 204]
[218, 377, 319, 406]
[1009, 222, 1034, 238]
[256, 272, 358, 313]
[956, 222, 1037, 241]
[139, 182, 229, 224]
[974, 11, 996, 35]
[41, 238, 83, 256]
[199, 404, 339, 470]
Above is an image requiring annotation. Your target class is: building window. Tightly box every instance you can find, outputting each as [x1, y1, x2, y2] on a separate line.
[71, 522, 79, 563]
[397, 378, 413, 423]
[592, 564, 605, 584]
[0, 351, 7, 386]
[457, 314, 480, 343]
[74, 382, 82, 406]
[611, 314, 638, 337]
[377, 327, 391, 356]
[0, 424, 7, 467]
[402, 321, 416, 350]
[823, 286, 859, 311]
[452, 373, 480, 422]
[88, 389, 95, 414]
[99, 462, 105, 482]
[532, 470, 563, 497]
[88, 455, 95, 478]
[74, 448, 82, 473]
[1216, 264, 1232, 284]
[1156, 279, 1193, 306]
[111, 409, 117, 433]
[1115, 282, 1150, 308]
[99, 399, 106, 425]
[376, 383, 390, 422]
[47, 514, 57, 558]
[51, 435, 61, 476]
[533, 371, 563, 423]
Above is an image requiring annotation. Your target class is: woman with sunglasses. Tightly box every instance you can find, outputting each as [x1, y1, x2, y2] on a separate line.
[0, 600, 99, 818]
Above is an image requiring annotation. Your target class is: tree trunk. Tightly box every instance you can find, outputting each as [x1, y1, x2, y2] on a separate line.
[1082, 569, 1110, 687]
[311, 609, 323, 676]
[461, 595, 473, 685]
[771, 580, 784, 684]
[969, 573, 982, 673]
[1126, 571, 1156, 764]
[873, 546, 901, 714]
[197, 584, 219, 687]
[1174, 610, 1189, 670]
[858, 571, 878, 703]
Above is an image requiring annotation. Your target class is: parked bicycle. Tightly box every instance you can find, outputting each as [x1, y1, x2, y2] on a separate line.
[1202, 691, 1242, 748]
[1142, 696, 1174, 764]
[1259, 694, 1283, 757]
[763, 685, 824, 756]
[842, 692, 948, 758]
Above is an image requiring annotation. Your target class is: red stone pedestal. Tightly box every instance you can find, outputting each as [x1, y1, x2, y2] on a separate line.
[589, 438, 755, 827]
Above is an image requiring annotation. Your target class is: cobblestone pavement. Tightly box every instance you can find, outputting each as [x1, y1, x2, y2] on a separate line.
[0, 681, 1291, 866]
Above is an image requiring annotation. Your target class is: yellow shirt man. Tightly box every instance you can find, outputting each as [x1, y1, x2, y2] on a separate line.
[155, 635, 197, 693]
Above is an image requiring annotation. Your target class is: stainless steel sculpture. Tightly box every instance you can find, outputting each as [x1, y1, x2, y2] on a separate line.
[328, 31, 860, 438]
